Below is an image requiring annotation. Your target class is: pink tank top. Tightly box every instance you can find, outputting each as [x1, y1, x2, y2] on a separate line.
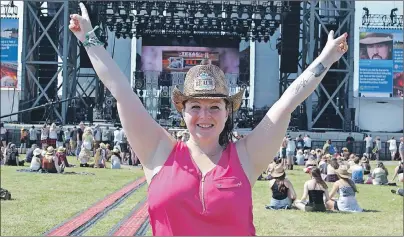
[148, 141, 255, 236]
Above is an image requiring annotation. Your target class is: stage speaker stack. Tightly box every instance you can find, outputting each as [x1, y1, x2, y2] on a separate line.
[280, 1, 301, 73]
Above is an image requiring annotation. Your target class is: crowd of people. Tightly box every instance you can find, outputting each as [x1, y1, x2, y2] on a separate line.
[262, 139, 404, 212]
[0, 121, 145, 171]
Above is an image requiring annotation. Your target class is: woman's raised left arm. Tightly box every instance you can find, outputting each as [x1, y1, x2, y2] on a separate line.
[243, 30, 348, 179]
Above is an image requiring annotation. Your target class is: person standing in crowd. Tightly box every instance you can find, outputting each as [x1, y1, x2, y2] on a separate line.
[29, 125, 38, 147]
[102, 126, 111, 147]
[345, 133, 355, 154]
[364, 134, 373, 160]
[399, 137, 404, 162]
[93, 124, 102, 151]
[374, 136, 382, 161]
[0, 123, 7, 148]
[387, 137, 397, 161]
[296, 134, 304, 150]
[113, 127, 122, 147]
[65, 128, 71, 155]
[120, 129, 128, 164]
[70, 126, 77, 156]
[20, 127, 29, 152]
[303, 134, 312, 151]
[40, 124, 49, 149]
[79, 127, 93, 167]
[286, 135, 296, 170]
[56, 126, 65, 149]
[48, 123, 58, 148]
[76, 122, 85, 160]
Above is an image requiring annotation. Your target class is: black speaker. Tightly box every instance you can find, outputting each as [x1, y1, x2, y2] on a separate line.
[87, 107, 93, 123]
[280, 1, 301, 73]
[79, 2, 99, 68]
[80, 45, 92, 68]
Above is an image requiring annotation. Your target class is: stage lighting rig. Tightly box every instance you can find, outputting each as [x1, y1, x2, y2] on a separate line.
[93, 0, 290, 41]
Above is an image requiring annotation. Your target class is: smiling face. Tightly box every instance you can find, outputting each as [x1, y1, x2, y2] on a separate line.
[183, 98, 228, 143]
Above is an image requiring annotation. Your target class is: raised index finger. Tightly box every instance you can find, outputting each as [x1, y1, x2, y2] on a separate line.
[79, 2, 89, 20]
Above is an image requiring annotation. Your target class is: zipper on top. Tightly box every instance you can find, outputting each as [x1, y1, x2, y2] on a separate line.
[200, 174, 207, 214]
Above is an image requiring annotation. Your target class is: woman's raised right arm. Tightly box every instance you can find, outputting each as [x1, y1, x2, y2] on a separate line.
[70, 3, 175, 167]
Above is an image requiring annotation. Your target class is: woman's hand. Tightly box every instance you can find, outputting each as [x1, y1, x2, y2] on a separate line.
[69, 3, 94, 43]
[318, 30, 349, 67]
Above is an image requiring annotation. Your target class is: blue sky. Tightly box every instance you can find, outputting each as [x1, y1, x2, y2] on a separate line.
[1, 18, 19, 31]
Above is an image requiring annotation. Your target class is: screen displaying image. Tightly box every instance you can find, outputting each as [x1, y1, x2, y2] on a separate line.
[358, 27, 403, 98]
[141, 46, 240, 74]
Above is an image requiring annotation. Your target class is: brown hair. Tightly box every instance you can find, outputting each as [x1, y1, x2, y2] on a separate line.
[275, 173, 287, 193]
[311, 168, 328, 189]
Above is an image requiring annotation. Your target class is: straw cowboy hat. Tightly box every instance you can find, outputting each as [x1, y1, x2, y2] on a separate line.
[33, 148, 42, 156]
[171, 59, 245, 113]
[112, 148, 120, 153]
[57, 146, 66, 152]
[336, 166, 351, 179]
[100, 143, 106, 149]
[360, 33, 393, 45]
[271, 165, 285, 178]
[46, 146, 55, 155]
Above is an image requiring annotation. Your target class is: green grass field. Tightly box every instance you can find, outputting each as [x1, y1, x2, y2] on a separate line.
[1, 158, 403, 236]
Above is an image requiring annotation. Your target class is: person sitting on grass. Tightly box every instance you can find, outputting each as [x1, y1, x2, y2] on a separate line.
[56, 147, 70, 168]
[4, 143, 24, 166]
[390, 161, 404, 183]
[326, 158, 339, 182]
[296, 149, 305, 166]
[326, 166, 363, 212]
[293, 167, 330, 212]
[42, 146, 64, 173]
[349, 156, 364, 184]
[25, 144, 38, 163]
[110, 148, 121, 169]
[30, 148, 42, 171]
[93, 143, 107, 168]
[371, 162, 389, 185]
[266, 165, 296, 210]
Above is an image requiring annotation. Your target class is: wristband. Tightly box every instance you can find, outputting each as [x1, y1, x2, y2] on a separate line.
[82, 26, 104, 48]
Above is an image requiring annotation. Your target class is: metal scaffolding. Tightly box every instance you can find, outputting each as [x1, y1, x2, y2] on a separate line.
[20, 1, 98, 124]
[279, 0, 355, 131]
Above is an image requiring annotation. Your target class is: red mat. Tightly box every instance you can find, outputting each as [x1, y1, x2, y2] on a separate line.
[46, 177, 146, 236]
[112, 202, 149, 236]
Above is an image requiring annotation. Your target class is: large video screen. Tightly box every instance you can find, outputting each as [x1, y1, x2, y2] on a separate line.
[141, 46, 240, 74]
[358, 27, 403, 98]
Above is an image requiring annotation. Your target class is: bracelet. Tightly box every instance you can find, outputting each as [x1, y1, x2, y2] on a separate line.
[82, 26, 104, 48]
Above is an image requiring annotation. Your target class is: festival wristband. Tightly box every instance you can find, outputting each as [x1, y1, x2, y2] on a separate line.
[82, 26, 104, 48]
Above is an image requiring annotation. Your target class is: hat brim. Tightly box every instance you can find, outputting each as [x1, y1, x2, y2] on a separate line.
[172, 86, 245, 113]
[360, 37, 392, 45]
[271, 171, 285, 178]
[336, 172, 351, 179]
